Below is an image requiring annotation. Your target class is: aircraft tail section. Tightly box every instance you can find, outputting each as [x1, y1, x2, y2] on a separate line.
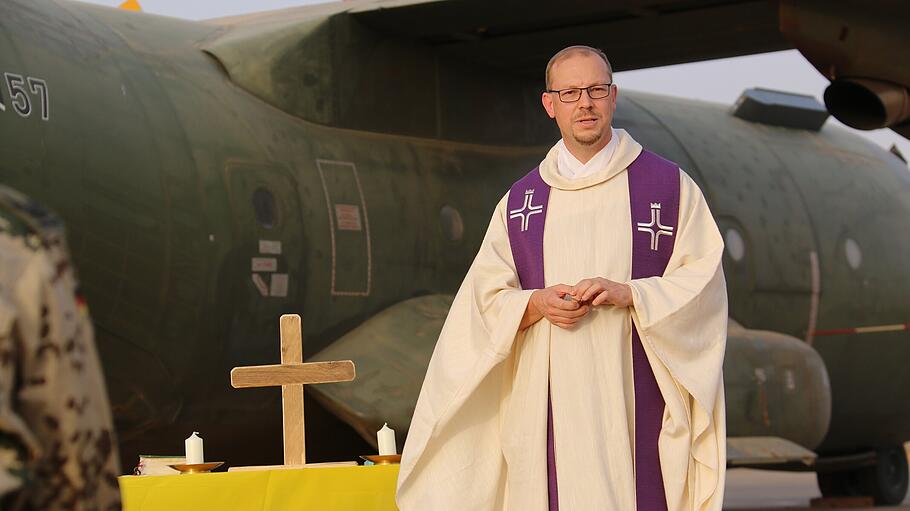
[118, 0, 141, 12]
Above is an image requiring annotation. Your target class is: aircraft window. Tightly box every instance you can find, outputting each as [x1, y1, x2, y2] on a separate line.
[724, 228, 745, 262]
[440, 205, 464, 242]
[845, 238, 862, 270]
[252, 188, 277, 229]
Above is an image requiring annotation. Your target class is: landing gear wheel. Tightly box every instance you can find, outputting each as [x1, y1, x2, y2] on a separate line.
[864, 446, 909, 505]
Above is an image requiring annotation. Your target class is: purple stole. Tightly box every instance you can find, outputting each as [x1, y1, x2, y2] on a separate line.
[506, 150, 680, 511]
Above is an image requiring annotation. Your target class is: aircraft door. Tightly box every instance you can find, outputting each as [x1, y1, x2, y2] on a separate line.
[223, 162, 304, 366]
[315, 159, 371, 297]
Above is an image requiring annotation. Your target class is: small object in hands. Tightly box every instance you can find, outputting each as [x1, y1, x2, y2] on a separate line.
[360, 454, 401, 465]
[377, 423, 397, 455]
[185, 431, 204, 464]
[562, 294, 576, 302]
[168, 461, 224, 474]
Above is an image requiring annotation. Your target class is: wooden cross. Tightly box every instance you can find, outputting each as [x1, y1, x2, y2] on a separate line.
[230, 314, 355, 468]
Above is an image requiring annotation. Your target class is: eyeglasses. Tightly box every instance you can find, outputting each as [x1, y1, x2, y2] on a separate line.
[546, 83, 613, 103]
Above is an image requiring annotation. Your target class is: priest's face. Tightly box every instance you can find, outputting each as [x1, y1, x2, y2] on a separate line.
[542, 53, 617, 151]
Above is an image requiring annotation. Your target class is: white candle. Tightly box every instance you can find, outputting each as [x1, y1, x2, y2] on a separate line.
[377, 423, 396, 456]
[185, 431, 204, 465]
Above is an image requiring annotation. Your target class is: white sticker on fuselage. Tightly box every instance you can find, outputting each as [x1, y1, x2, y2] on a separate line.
[335, 204, 362, 231]
[270, 273, 289, 297]
[251, 257, 277, 272]
[259, 240, 282, 255]
[251, 274, 269, 296]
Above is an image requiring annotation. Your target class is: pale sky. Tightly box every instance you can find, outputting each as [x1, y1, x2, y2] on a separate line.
[76, 0, 910, 161]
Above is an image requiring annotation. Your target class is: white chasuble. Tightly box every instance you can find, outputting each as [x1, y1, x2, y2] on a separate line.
[397, 129, 728, 511]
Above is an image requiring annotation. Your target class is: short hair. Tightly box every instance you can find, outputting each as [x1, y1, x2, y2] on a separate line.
[545, 45, 613, 90]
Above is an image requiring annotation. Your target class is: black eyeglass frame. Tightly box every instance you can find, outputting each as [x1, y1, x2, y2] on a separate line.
[545, 83, 615, 103]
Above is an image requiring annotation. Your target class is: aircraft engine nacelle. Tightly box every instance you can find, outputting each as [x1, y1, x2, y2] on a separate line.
[724, 322, 831, 450]
[823, 78, 910, 131]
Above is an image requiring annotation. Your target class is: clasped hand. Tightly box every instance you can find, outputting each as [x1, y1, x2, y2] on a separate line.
[520, 277, 633, 330]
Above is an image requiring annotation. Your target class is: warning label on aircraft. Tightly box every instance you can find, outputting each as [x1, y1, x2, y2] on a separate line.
[270, 274, 289, 297]
[251, 257, 278, 272]
[259, 240, 282, 255]
[334, 204, 362, 231]
[251, 274, 269, 296]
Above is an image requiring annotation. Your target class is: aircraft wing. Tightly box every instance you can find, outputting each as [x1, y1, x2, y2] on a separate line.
[347, 0, 789, 74]
[204, 0, 909, 138]
[348, 0, 910, 137]
[201, 0, 789, 141]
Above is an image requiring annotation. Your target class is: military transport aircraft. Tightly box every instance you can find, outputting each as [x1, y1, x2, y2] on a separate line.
[1, 0, 909, 504]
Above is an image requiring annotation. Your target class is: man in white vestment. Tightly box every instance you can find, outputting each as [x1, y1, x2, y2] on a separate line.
[397, 46, 728, 511]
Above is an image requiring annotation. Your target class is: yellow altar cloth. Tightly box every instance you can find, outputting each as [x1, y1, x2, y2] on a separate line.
[119, 464, 400, 510]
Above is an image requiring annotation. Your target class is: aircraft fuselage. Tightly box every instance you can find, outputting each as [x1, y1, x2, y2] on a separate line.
[1, 0, 908, 469]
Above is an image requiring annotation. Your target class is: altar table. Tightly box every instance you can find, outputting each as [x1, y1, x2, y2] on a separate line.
[119, 464, 400, 510]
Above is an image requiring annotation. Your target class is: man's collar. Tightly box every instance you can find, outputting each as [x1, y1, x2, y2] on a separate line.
[541, 128, 643, 191]
[556, 128, 619, 180]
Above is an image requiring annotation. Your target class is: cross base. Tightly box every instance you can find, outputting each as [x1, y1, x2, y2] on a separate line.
[228, 461, 358, 472]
